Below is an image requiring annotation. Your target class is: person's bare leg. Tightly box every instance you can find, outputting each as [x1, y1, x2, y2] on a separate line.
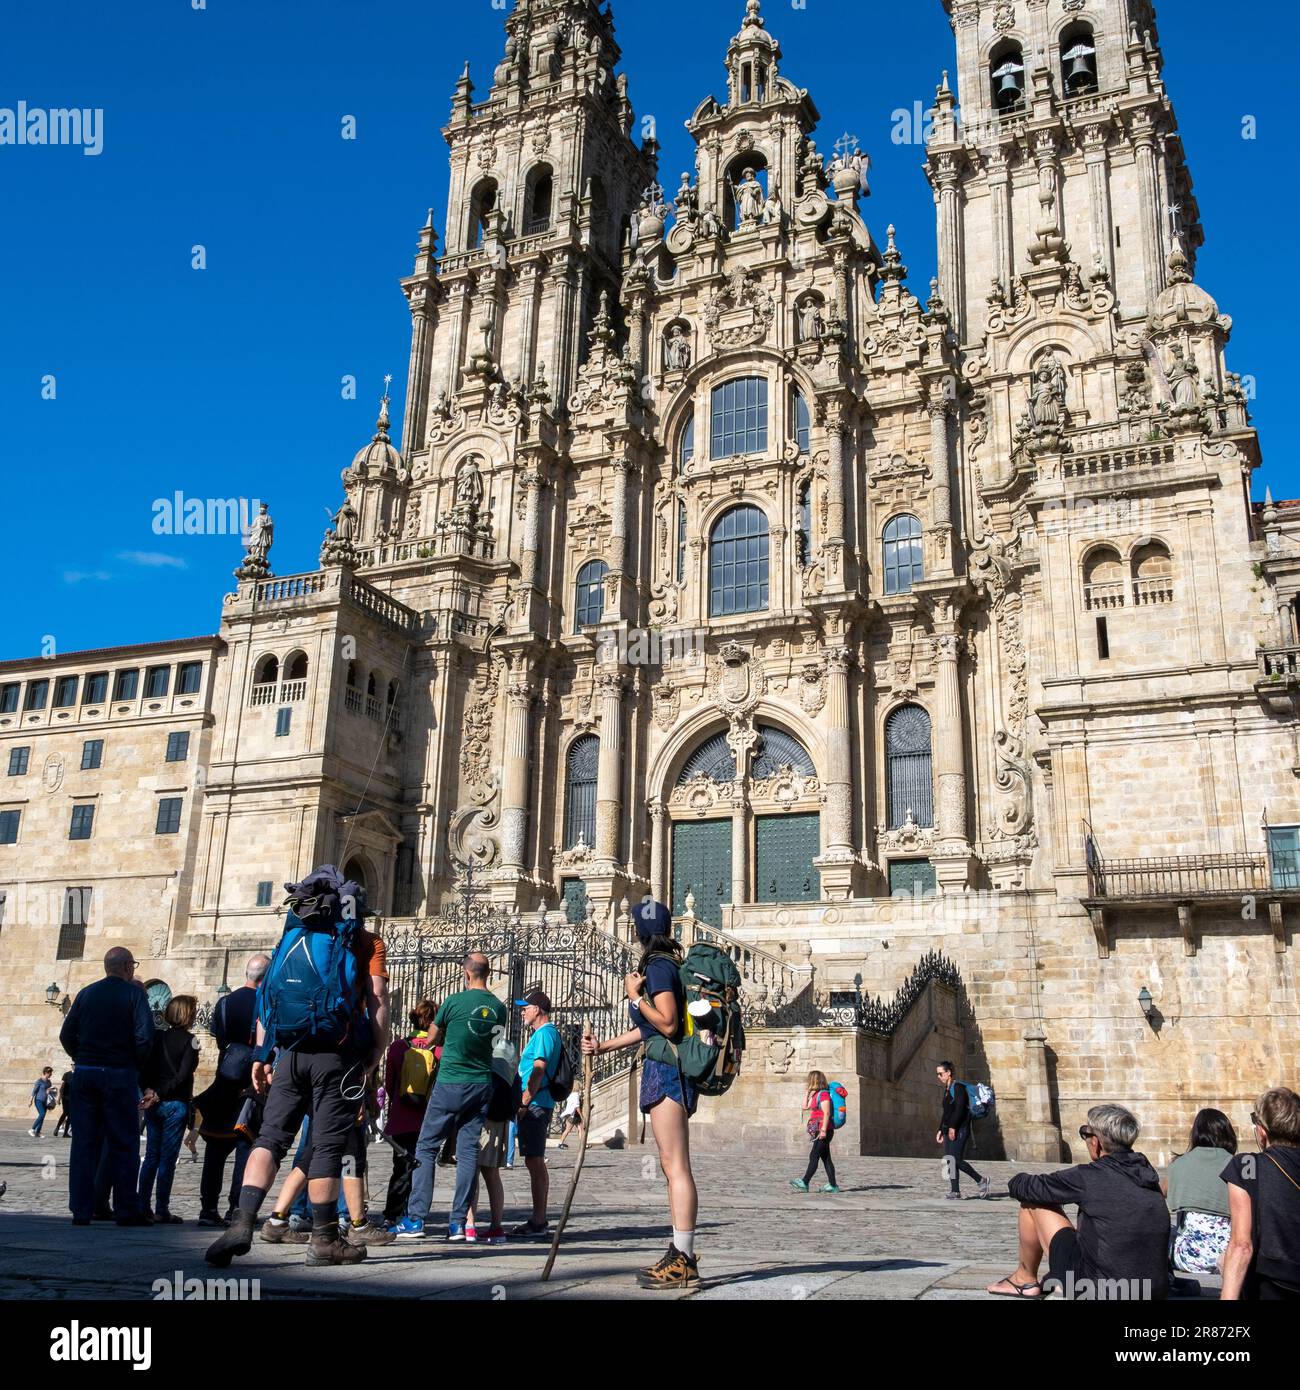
[525, 1154, 549, 1224]
[270, 1165, 306, 1215]
[650, 1100, 697, 1232]
[467, 1170, 480, 1230]
[483, 1168, 505, 1229]
[343, 1175, 365, 1224]
[987, 1203, 1070, 1295]
[306, 1177, 341, 1207]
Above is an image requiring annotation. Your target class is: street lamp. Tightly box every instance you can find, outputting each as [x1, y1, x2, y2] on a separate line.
[45, 981, 60, 1006]
[1138, 986, 1154, 1020]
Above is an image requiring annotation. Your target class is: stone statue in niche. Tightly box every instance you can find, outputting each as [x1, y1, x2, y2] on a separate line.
[1167, 343, 1201, 408]
[798, 297, 825, 343]
[333, 499, 357, 542]
[664, 324, 692, 371]
[762, 178, 783, 226]
[698, 203, 723, 238]
[735, 167, 765, 226]
[1027, 350, 1067, 429]
[455, 456, 485, 510]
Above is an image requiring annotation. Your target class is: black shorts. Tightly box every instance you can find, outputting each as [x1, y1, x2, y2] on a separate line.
[1045, 1227, 1086, 1296]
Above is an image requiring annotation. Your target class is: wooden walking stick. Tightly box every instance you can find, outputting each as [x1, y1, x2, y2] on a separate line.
[541, 1023, 594, 1281]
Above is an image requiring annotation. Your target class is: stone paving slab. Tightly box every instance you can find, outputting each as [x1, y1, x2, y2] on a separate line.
[0, 1121, 1210, 1301]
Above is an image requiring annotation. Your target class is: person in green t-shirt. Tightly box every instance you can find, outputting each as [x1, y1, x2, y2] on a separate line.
[392, 952, 508, 1242]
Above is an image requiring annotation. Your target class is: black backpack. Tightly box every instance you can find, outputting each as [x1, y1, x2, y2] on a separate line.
[547, 1036, 576, 1105]
[487, 1070, 523, 1123]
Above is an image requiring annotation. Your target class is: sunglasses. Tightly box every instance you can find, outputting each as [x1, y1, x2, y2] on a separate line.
[1079, 1125, 1097, 1141]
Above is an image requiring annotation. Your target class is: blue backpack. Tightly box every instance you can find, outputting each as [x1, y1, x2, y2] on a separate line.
[256, 910, 363, 1060]
[962, 1080, 995, 1119]
[827, 1081, 848, 1129]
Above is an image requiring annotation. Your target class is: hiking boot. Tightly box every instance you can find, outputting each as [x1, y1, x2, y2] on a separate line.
[789, 1178, 809, 1192]
[636, 1244, 700, 1291]
[346, 1220, 396, 1248]
[260, 1217, 309, 1245]
[306, 1225, 367, 1266]
[205, 1210, 255, 1267]
[197, 1210, 228, 1228]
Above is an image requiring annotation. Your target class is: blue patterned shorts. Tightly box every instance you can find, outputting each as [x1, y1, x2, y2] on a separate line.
[640, 1057, 699, 1117]
[1172, 1210, 1231, 1274]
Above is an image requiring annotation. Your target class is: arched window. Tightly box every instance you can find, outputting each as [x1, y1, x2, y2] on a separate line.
[793, 389, 811, 454]
[1083, 546, 1125, 610]
[677, 412, 695, 471]
[1060, 23, 1099, 95]
[386, 679, 400, 707]
[990, 41, 1026, 112]
[574, 559, 608, 630]
[1131, 541, 1174, 605]
[366, 671, 378, 697]
[525, 164, 553, 234]
[253, 655, 279, 686]
[752, 725, 816, 779]
[709, 505, 769, 617]
[284, 652, 308, 682]
[886, 704, 933, 829]
[346, 663, 358, 687]
[710, 377, 768, 458]
[883, 514, 924, 595]
[678, 730, 737, 784]
[564, 734, 599, 848]
[469, 178, 498, 248]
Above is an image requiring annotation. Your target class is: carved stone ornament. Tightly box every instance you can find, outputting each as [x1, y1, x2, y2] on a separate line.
[707, 641, 765, 715]
[702, 268, 775, 352]
[750, 763, 821, 810]
[766, 1037, 797, 1074]
[460, 660, 503, 789]
[652, 679, 681, 731]
[669, 772, 736, 816]
[798, 660, 827, 715]
[448, 776, 500, 869]
[43, 753, 65, 794]
[552, 832, 595, 872]
[878, 808, 937, 854]
[993, 4, 1015, 34]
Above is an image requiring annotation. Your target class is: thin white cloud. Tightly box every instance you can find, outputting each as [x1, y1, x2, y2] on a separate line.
[118, 550, 188, 570]
[64, 570, 112, 584]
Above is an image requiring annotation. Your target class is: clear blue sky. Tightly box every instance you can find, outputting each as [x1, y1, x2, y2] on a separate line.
[1, 0, 1292, 659]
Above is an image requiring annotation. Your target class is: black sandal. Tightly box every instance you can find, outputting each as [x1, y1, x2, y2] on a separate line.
[986, 1275, 1043, 1298]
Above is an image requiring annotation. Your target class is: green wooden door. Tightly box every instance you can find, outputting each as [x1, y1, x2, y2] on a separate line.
[888, 859, 937, 897]
[671, 820, 732, 930]
[755, 812, 821, 902]
[561, 877, 587, 924]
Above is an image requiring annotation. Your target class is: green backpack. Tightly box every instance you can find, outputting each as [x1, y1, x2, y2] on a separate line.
[643, 944, 745, 1097]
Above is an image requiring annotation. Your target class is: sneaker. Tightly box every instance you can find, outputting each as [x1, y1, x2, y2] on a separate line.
[389, 1217, 427, 1240]
[27, 1129, 36, 1138]
[447, 1221, 467, 1242]
[977, 1177, 991, 1200]
[819, 1184, 841, 1194]
[509, 1218, 549, 1238]
[197, 1210, 229, 1229]
[556, 1142, 568, 1149]
[636, 1244, 700, 1291]
[205, 1210, 255, 1267]
[485, 1226, 507, 1245]
[260, 1218, 309, 1245]
[789, 1178, 809, 1192]
[346, 1220, 396, 1248]
[464, 1224, 478, 1244]
[944, 1191, 962, 1200]
[306, 1228, 367, 1266]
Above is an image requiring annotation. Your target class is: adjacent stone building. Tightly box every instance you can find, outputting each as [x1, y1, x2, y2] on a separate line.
[2, 0, 1296, 1162]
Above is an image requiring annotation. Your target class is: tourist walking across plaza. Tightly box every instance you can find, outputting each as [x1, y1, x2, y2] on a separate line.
[1221, 1087, 1300, 1300]
[987, 1103, 1170, 1300]
[204, 865, 390, 1269]
[28, 1066, 54, 1138]
[137, 995, 200, 1223]
[53, 1068, 74, 1138]
[512, 988, 564, 1237]
[582, 899, 701, 1290]
[936, 1061, 988, 1200]
[791, 1071, 840, 1194]
[59, 946, 156, 1226]
[391, 951, 508, 1241]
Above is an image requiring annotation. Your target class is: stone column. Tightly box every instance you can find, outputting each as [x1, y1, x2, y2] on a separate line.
[933, 153, 964, 340]
[1082, 125, 1115, 286]
[1022, 1028, 1063, 1161]
[401, 284, 433, 457]
[607, 456, 631, 618]
[1131, 111, 1166, 315]
[986, 148, 1013, 298]
[824, 411, 847, 591]
[648, 798, 667, 904]
[519, 469, 545, 590]
[927, 386, 953, 531]
[934, 629, 967, 845]
[823, 646, 854, 855]
[498, 664, 533, 875]
[593, 668, 625, 867]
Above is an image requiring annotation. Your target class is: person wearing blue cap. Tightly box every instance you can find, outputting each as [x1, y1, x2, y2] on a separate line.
[581, 898, 701, 1289]
[511, 989, 562, 1237]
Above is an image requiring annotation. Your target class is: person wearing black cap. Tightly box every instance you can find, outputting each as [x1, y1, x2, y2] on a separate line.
[511, 988, 562, 1237]
[581, 899, 701, 1290]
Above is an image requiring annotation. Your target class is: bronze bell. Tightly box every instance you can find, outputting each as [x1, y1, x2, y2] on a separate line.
[1063, 43, 1098, 92]
[992, 60, 1025, 108]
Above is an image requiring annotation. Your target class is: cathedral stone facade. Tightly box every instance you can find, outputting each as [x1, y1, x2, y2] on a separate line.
[2, 0, 1296, 1162]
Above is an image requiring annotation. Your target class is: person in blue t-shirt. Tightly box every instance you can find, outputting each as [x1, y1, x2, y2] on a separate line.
[582, 899, 701, 1291]
[511, 989, 562, 1237]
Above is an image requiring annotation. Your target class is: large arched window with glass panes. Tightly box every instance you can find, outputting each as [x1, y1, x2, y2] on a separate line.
[883, 514, 924, 595]
[709, 505, 769, 616]
[886, 704, 933, 829]
[710, 377, 768, 458]
[792, 389, 811, 454]
[564, 735, 599, 849]
[574, 559, 608, 631]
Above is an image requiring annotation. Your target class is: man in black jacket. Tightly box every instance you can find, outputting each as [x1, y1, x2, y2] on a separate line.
[936, 1061, 988, 1199]
[987, 1103, 1170, 1300]
[59, 946, 155, 1225]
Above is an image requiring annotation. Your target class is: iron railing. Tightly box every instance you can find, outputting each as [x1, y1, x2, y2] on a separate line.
[1085, 835, 1300, 899]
